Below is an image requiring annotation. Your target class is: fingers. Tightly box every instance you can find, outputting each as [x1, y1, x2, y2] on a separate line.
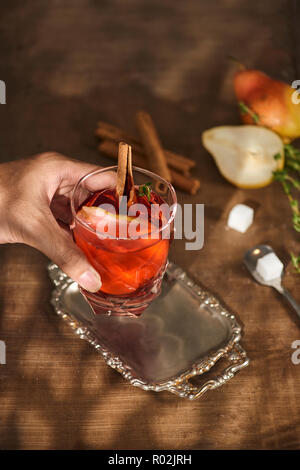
[36, 152, 117, 200]
[50, 230, 102, 292]
[39, 152, 117, 189]
[80, 170, 117, 192]
[30, 212, 102, 292]
[64, 159, 117, 192]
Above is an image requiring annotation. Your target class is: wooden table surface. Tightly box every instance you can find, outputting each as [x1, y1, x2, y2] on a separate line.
[0, 0, 300, 450]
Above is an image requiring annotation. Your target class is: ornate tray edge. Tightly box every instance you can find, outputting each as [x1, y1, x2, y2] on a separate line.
[48, 263, 249, 400]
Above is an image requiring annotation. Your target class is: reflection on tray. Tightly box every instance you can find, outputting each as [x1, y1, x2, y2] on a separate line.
[49, 262, 249, 399]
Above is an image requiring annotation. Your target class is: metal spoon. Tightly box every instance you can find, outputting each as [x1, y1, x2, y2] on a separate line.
[244, 244, 300, 320]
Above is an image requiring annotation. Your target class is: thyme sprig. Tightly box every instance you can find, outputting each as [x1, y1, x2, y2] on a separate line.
[291, 253, 300, 274]
[138, 182, 152, 201]
[273, 144, 300, 232]
[273, 144, 300, 273]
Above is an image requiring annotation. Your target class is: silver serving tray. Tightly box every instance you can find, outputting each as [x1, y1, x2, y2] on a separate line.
[48, 262, 249, 399]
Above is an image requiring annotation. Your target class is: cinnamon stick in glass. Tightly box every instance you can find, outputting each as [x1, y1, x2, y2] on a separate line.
[116, 142, 135, 204]
[99, 140, 200, 195]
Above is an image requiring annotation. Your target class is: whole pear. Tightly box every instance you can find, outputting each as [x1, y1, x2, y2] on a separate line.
[234, 69, 300, 142]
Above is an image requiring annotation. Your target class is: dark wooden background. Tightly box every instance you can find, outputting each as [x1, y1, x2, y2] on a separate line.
[0, 0, 300, 450]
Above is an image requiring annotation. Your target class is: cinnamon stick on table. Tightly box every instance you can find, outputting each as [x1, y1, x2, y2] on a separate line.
[135, 111, 171, 183]
[95, 121, 195, 174]
[99, 140, 200, 195]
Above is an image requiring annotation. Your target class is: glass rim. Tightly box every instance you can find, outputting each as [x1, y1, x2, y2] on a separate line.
[70, 165, 178, 237]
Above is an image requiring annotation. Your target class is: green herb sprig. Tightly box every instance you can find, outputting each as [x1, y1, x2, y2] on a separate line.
[273, 144, 300, 273]
[138, 182, 152, 201]
[238, 101, 260, 124]
[273, 144, 300, 232]
[291, 253, 300, 274]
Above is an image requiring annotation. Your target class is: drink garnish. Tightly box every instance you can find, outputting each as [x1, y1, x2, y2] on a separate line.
[116, 141, 136, 205]
[138, 182, 152, 201]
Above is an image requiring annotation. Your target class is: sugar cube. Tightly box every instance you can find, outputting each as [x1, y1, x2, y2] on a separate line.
[256, 252, 283, 281]
[227, 204, 254, 233]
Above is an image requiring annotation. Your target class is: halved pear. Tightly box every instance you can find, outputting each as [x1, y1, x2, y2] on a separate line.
[76, 205, 150, 239]
[77, 205, 138, 235]
[77, 205, 136, 228]
[202, 125, 284, 188]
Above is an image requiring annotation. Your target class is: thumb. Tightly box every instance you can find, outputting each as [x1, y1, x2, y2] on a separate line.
[36, 218, 102, 293]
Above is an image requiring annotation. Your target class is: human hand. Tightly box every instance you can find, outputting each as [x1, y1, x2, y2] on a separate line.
[0, 152, 115, 292]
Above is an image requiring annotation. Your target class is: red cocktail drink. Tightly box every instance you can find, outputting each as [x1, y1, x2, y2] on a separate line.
[71, 166, 177, 317]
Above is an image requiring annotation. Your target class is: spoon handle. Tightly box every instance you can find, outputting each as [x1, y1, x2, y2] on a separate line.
[281, 288, 300, 320]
